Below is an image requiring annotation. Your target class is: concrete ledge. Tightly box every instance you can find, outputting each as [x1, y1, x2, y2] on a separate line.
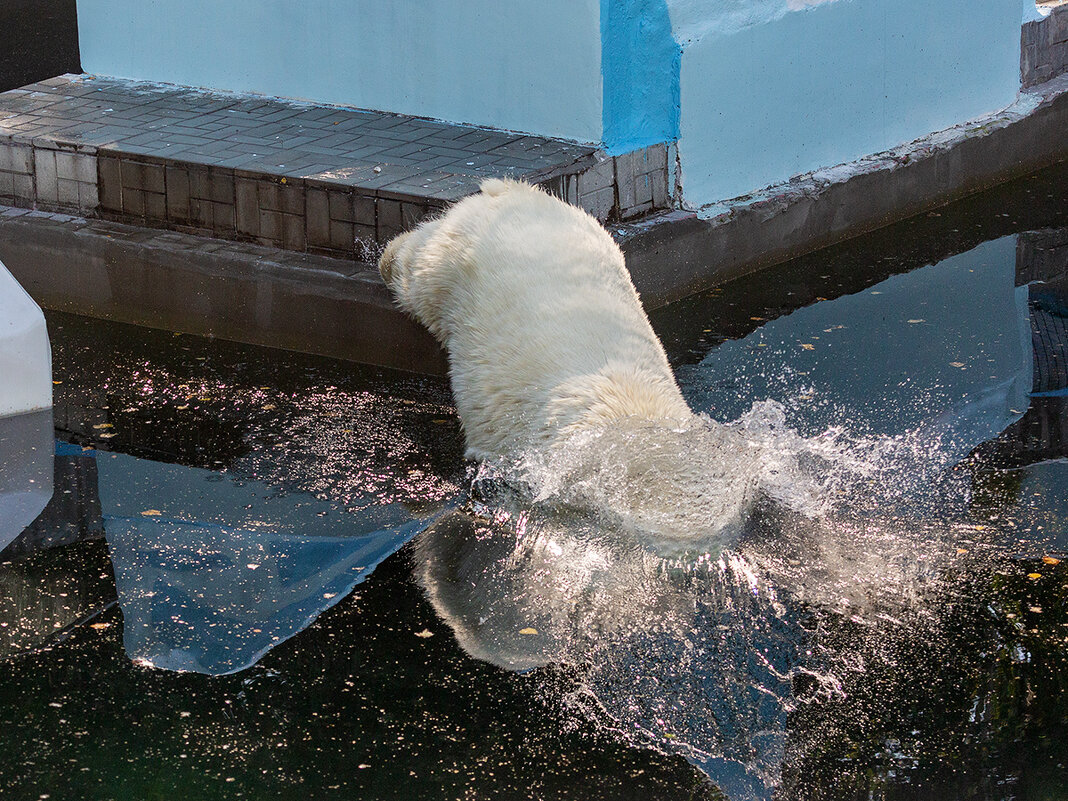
[622, 73, 1068, 309]
[4, 75, 1068, 374]
[0, 206, 447, 374]
[0, 74, 673, 265]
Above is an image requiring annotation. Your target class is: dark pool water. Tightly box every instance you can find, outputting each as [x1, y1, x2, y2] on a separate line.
[2, 162, 1068, 800]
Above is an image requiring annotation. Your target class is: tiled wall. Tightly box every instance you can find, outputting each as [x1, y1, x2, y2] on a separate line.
[92, 152, 444, 259]
[0, 138, 671, 259]
[540, 143, 672, 222]
[1023, 5, 1068, 88]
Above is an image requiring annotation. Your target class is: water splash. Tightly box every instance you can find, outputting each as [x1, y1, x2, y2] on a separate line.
[414, 396, 1004, 798]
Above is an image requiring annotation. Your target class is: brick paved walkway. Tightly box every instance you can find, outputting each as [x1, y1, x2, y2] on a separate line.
[0, 75, 671, 258]
[3, 75, 597, 194]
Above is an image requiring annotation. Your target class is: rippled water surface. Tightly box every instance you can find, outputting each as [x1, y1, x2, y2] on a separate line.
[2, 163, 1068, 800]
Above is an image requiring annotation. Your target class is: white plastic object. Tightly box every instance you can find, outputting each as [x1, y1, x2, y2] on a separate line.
[0, 408, 54, 552]
[0, 258, 52, 417]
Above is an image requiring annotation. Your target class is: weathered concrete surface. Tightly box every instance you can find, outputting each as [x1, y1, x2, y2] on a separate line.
[0, 207, 447, 375]
[622, 72, 1068, 309]
[1023, 3, 1068, 88]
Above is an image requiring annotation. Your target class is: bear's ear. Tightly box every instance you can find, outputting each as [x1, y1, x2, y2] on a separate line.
[479, 178, 514, 197]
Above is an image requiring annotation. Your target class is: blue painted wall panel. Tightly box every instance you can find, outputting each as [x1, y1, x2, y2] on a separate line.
[600, 0, 680, 154]
[674, 0, 1022, 204]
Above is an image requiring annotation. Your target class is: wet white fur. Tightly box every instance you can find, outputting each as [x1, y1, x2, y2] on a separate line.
[380, 179, 763, 551]
[379, 179, 692, 461]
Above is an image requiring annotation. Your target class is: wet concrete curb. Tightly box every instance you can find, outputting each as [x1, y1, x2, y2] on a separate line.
[0, 207, 447, 375]
[622, 73, 1068, 309]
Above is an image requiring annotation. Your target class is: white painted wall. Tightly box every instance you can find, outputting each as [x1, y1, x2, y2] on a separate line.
[76, 0, 604, 143]
[670, 0, 1023, 205]
[77, 0, 1027, 209]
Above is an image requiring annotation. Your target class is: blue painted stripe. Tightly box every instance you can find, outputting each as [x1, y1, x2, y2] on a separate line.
[600, 0, 681, 154]
[1030, 388, 1068, 398]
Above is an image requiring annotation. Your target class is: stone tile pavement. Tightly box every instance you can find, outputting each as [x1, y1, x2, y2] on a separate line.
[0, 75, 672, 259]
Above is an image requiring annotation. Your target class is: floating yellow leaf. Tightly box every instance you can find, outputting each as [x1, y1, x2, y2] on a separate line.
[89, 622, 110, 630]
[519, 627, 538, 636]
[99, 432, 117, 439]
[141, 509, 162, 517]
[907, 319, 925, 324]
[1028, 573, 1042, 580]
[1042, 556, 1061, 565]
[92, 423, 113, 430]
[414, 629, 434, 638]
[956, 548, 968, 555]
[949, 362, 965, 368]
[262, 404, 276, 410]
[800, 343, 815, 351]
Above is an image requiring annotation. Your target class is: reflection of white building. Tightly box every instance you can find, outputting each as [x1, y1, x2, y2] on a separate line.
[684, 228, 1068, 554]
[96, 453, 427, 674]
[0, 259, 53, 551]
[685, 235, 1033, 462]
[73, 0, 1031, 208]
[414, 507, 796, 800]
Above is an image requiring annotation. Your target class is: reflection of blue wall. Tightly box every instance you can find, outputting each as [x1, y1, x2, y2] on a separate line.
[601, 0, 680, 154]
[95, 453, 428, 674]
[682, 236, 1032, 460]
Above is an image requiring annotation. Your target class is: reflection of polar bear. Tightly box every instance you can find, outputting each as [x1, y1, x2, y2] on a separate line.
[410, 503, 794, 797]
[380, 179, 759, 551]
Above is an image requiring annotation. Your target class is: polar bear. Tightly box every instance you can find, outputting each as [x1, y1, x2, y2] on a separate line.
[379, 179, 760, 552]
